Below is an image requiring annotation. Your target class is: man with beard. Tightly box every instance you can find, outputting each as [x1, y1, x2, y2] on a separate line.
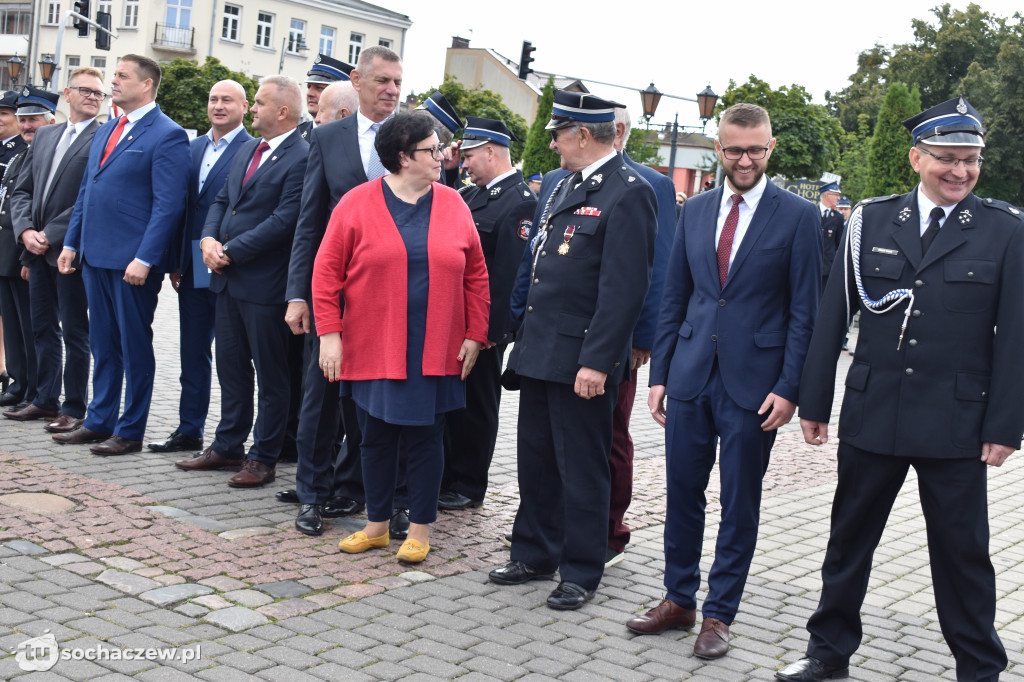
[626, 103, 820, 660]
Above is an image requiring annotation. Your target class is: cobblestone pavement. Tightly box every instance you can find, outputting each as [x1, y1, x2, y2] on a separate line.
[0, 287, 1022, 680]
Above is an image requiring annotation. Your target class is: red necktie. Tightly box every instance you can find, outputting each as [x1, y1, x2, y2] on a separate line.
[100, 116, 127, 166]
[242, 141, 271, 185]
[717, 194, 743, 287]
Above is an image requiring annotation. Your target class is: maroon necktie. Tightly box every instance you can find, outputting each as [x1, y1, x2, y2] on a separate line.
[100, 116, 127, 166]
[242, 141, 270, 185]
[717, 194, 743, 287]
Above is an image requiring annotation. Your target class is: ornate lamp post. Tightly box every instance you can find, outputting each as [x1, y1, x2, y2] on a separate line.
[39, 54, 57, 90]
[7, 54, 23, 88]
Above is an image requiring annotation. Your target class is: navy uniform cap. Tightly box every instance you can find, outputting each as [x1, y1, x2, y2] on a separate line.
[305, 54, 354, 84]
[836, 196, 852, 208]
[416, 91, 463, 135]
[546, 90, 622, 130]
[527, 173, 542, 182]
[0, 90, 18, 110]
[16, 86, 58, 116]
[902, 96, 984, 147]
[819, 181, 840, 195]
[461, 116, 516, 149]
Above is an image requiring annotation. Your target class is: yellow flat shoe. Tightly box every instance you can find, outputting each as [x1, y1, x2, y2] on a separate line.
[338, 530, 389, 553]
[396, 538, 430, 563]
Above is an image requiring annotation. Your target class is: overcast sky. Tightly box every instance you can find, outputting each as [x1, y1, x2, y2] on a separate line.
[381, 0, 1020, 134]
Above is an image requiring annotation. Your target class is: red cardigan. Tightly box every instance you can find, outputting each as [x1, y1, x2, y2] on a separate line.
[312, 178, 490, 380]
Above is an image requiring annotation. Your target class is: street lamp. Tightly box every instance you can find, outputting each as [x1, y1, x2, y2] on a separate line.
[640, 82, 662, 123]
[38, 54, 57, 90]
[278, 35, 308, 75]
[7, 53, 23, 88]
[637, 81, 718, 181]
[696, 84, 718, 132]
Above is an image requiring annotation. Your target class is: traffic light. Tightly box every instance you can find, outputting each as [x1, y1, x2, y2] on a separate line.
[73, 0, 90, 37]
[96, 11, 111, 50]
[518, 41, 535, 80]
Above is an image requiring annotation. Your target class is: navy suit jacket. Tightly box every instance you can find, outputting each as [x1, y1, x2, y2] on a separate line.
[649, 180, 821, 411]
[203, 130, 308, 305]
[65, 105, 190, 271]
[286, 113, 367, 304]
[177, 128, 252, 276]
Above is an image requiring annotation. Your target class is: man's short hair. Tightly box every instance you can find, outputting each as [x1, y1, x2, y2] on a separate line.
[356, 45, 400, 73]
[719, 103, 771, 135]
[69, 66, 103, 84]
[579, 120, 616, 145]
[614, 107, 632, 146]
[258, 75, 303, 124]
[120, 54, 162, 93]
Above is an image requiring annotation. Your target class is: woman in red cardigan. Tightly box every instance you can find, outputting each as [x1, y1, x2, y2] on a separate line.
[312, 113, 489, 563]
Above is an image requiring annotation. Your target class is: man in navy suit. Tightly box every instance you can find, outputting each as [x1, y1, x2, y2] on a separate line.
[5, 69, 103, 431]
[627, 103, 821, 658]
[55, 54, 190, 456]
[175, 76, 308, 488]
[281, 45, 404, 536]
[148, 80, 251, 454]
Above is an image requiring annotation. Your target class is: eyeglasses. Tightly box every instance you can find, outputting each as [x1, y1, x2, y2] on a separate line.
[549, 126, 578, 142]
[411, 144, 447, 159]
[72, 86, 109, 100]
[916, 146, 983, 169]
[718, 142, 770, 160]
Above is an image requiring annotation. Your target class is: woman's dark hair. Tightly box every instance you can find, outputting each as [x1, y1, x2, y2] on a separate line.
[375, 113, 437, 172]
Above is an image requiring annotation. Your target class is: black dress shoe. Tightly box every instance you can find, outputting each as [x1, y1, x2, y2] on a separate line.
[147, 430, 203, 453]
[276, 489, 299, 503]
[295, 504, 324, 536]
[546, 581, 594, 610]
[389, 508, 409, 539]
[0, 391, 24, 407]
[488, 560, 555, 585]
[0, 370, 9, 394]
[437, 490, 483, 510]
[323, 496, 365, 518]
[775, 657, 849, 681]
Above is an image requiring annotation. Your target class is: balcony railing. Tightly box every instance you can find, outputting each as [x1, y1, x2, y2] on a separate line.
[153, 23, 195, 51]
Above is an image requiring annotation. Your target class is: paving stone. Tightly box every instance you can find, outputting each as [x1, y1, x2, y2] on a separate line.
[5, 540, 48, 555]
[140, 583, 215, 606]
[253, 580, 312, 599]
[145, 505, 190, 517]
[96, 570, 163, 595]
[176, 603, 211, 618]
[198, 576, 249, 592]
[101, 557, 148, 572]
[255, 598, 319, 620]
[177, 516, 232, 532]
[223, 589, 275, 608]
[203, 606, 271, 632]
[64, 561, 106, 576]
[40, 553, 88, 566]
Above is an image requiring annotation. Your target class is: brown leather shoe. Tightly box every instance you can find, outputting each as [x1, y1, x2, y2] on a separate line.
[227, 460, 276, 488]
[4, 403, 60, 421]
[175, 447, 243, 471]
[693, 617, 730, 659]
[90, 436, 143, 456]
[625, 599, 697, 634]
[45, 414, 86, 433]
[52, 426, 112, 444]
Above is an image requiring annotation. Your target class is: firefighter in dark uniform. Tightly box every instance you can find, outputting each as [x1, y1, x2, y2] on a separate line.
[488, 91, 657, 610]
[296, 54, 353, 141]
[818, 181, 844, 289]
[439, 117, 536, 510]
[777, 97, 1024, 682]
[0, 91, 27, 171]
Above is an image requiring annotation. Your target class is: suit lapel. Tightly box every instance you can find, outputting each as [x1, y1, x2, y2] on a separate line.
[703, 186, 725, 287]
[237, 132, 296, 201]
[96, 107, 158, 174]
[345, 118, 367, 183]
[44, 120, 98, 204]
[199, 131, 250, 201]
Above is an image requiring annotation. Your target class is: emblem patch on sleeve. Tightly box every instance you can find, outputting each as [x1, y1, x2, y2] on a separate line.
[518, 219, 533, 241]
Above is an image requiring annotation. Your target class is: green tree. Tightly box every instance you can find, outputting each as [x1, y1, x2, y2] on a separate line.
[835, 113, 873, 204]
[417, 74, 528, 165]
[718, 76, 841, 181]
[156, 57, 259, 133]
[521, 75, 560, 178]
[826, 43, 891, 133]
[866, 82, 921, 196]
[624, 128, 659, 166]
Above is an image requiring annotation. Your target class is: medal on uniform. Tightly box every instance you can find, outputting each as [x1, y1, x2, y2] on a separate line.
[558, 225, 576, 255]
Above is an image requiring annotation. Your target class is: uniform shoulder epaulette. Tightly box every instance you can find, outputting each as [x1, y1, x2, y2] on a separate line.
[609, 163, 643, 187]
[855, 193, 901, 210]
[514, 180, 535, 200]
[457, 184, 472, 196]
[979, 196, 1023, 219]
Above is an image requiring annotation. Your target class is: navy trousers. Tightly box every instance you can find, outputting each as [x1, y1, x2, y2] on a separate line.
[81, 264, 161, 440]
[663, 362, 774, 624]
[175, 276, 216, 439]
[210, 293, 290, 464]
[28, 259, 89, 417]
[0, 274, 36, 403]
[806, 443, 1005, 681]
[511, 376, 617, 591]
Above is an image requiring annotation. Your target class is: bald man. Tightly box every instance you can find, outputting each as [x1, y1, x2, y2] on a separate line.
[314, 82, 357, 125]
[149, 80, 252, 454]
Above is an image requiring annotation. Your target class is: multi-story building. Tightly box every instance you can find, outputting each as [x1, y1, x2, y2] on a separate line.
[4, 1, 409, 92]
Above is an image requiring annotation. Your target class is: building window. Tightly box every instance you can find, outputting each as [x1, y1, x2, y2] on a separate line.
[123, 0, 139, 28]
[319, 26, 335, 57]
[165, 0, 191, 28]
[0, 5, 32, 34]
[348, 32, 363, 64]
[97, 1, 111, 16]
[378, 38, 392, 49]
[46, 1, 61, 24]
[288, 18, 305, 53]
[222, 4, 240, 41]
[256, 11, 273, 49]
[65, 55, 80, 86]
[91, 56, 106, 79]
